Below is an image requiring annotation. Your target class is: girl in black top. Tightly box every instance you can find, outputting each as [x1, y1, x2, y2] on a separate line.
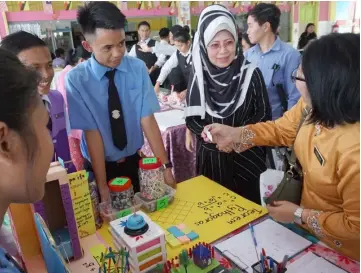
[298, 23, 317, 50]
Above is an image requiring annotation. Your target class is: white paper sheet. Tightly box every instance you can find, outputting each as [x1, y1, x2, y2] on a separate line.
[215, 219, 312, 272]
[287, 252, 347, 273]
[154, 109, 185, 131]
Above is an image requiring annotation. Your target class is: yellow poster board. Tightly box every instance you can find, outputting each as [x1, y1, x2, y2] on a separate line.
[68, 171, 96, 238]
[149, 176, 267, 258]
[98, 176, 267, 259]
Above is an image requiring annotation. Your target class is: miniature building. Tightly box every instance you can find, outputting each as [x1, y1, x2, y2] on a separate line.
[192, 244, 212, 269]
[110, 211, 167, 273]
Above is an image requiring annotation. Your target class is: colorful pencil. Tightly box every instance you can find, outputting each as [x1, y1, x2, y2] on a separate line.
[262, 248, 269, 270]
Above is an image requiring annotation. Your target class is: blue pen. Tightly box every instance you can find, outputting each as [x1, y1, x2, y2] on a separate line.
[269, 258, 274, 271]
[273, 261, 278, 273]
[260, 253, 265, 273]
[249, 223, 259, 261]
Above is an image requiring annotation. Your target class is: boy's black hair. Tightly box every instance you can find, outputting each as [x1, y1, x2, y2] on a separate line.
[173, 30, 191, 44]
[248, 3, 281, 34]
[55, 48, 65, 57]
[1, 31, 47, 56]
[77, 1, 126, 35]
[159, 28, 170, 39]
[138, 21, 150, 29]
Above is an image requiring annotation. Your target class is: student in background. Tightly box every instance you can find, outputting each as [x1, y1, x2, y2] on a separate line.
[67, 2, 176, 202]
[298, 23, 317, 50]
[0, 48, 53, 273]
[240, 32, 254, 54]
[154, 29, 192, 100]
[246, 3, 301, 120]
[128, 21, 160, 85]
[52, 47, 66, 68]
[185, 5, 271, 204]
[152, 27, 170, 70]
[1, 31, 76, 173]
[56, 46, 91, 171]
[138, 25, 184, 57]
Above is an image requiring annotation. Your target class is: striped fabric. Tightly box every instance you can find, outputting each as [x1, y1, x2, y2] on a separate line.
[186, 67, 272, 205]
[0, 1, 8, 12]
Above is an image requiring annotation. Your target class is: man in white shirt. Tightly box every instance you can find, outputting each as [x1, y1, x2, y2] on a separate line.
[152, 28, 171, 70]
[128, 21, 161, 84]
[154, 29, 192, 101]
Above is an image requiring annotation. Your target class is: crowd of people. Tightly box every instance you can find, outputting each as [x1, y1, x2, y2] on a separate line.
[0, 1, 359, 272]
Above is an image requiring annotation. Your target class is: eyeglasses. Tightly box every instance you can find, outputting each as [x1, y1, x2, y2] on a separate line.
[291, 68, 306, 83]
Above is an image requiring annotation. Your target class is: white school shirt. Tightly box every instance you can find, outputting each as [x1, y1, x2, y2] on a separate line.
[156, 48, 192, 85]
[154, 40, 169, 68]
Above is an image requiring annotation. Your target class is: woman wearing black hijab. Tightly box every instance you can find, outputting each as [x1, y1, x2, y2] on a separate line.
[298, 23, 317, 50]
[185, 5, 271, 204]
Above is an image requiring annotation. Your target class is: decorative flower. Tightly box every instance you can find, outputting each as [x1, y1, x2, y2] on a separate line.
[219, 257, 232, 269]
[267, 185, 274, 191]
[338, 255, 356, 265]
[265, 191, 271, 197]
[120, 220, 127, 227]
[135, 235, 143, 241]
[305, 245, 317, 252]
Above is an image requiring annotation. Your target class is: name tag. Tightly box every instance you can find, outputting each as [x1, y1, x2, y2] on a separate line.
[314, 145, 325, 166]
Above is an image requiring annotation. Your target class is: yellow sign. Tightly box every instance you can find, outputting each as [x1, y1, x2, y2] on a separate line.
[149, 176, 268, 258]
[68, 171, 96, 238]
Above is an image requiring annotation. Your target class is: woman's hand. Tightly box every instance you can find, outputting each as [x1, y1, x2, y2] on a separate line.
[176, 89, 187, 101]
[185, 129, 195, 152]
[267, 201, 300, 223]
[202, 124, 239, 151]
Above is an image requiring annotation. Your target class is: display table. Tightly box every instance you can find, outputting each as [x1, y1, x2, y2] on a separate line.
[26, 176, 359, 273]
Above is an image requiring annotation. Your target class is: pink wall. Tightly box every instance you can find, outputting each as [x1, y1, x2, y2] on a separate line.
[319, 1, 329, 21]
[293, 3, 299, 23]
[6, 7, 177, 23]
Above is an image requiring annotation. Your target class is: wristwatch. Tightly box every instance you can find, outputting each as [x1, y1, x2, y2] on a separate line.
[294, 207, 304, 225]
[162, 162, 173, 170]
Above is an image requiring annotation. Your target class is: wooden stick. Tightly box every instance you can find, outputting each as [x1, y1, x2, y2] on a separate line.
[115, 250, 121, 273]
[100, 248, 108, 272]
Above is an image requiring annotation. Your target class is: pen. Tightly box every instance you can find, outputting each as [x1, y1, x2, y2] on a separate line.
[249, 223, 259, 261]
[269, 257, 274, 272]
[273, 260, 278, 273]
[4, 253, 25, 273]
[260, 253, 265, 273]
[262, 248, 269, 270]
[279, 255, 289, 271]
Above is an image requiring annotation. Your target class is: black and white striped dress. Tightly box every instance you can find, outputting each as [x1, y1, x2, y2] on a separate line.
[186, 68, 271, 204]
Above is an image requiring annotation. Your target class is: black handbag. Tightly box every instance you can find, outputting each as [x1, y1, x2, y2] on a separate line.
[264, 108, 309, 205]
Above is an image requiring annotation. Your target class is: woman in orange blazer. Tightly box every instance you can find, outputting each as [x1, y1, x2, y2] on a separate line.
[203, 33, 360, 261]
